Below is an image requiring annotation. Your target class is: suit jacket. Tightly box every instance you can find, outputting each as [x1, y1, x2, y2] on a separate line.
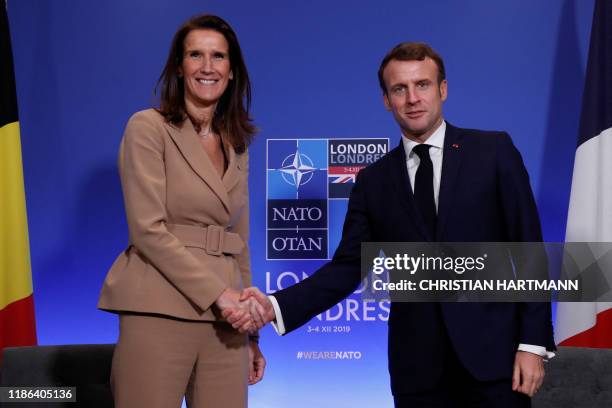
[272, 123, 555, 394]
[98, 109, 251, 321]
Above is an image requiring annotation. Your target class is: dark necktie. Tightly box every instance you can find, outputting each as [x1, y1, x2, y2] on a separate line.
[412, 144, 436, 238]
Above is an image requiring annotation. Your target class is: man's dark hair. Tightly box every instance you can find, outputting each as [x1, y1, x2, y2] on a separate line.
[156, 14, 255, 153]
[377, 42, 446, 94]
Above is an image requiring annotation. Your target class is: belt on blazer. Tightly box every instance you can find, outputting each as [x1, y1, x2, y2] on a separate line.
[167, 223, 244, 256]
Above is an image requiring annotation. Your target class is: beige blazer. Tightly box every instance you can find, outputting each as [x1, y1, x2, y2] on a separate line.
[98, 109, 251, 321]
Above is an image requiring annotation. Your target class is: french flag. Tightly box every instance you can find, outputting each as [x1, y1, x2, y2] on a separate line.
[555, 0, 612, 348]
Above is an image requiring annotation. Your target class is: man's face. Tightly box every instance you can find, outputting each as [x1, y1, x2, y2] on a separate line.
[382, 58, 447, 141]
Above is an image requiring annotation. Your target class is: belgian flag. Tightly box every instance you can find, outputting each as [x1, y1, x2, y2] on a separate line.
[0, 0, 37, 357]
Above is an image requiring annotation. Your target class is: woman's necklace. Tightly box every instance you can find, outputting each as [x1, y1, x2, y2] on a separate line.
[199, 125, 212, 138]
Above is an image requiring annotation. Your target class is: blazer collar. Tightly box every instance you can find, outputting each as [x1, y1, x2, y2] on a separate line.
[389, 121, 465, 241]
[222, 143, 242, 192]
[164, 119, 234, 213]
[436, 122, 465, 239]
[389, 142, 433, 241]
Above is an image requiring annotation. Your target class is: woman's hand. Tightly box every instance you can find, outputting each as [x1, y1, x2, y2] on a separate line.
[248, 340, 266, 385]
[216, 288, 254, 332]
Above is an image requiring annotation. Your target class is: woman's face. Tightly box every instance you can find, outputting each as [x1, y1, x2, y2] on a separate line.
[180, 29, 233, 109]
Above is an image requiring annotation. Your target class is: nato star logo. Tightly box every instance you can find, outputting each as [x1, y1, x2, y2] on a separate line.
[280, 150, 316, 188]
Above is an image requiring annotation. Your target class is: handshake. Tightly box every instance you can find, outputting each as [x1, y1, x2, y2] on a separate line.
[215, 287, 276, 333]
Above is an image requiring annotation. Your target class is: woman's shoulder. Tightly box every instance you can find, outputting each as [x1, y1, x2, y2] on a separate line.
[124, 109, 169, 136]
[121, 109, 169, 147]
[127, 108, 166, 127]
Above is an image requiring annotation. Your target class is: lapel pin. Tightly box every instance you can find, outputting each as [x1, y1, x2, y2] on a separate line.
[452, 143, 460, 149]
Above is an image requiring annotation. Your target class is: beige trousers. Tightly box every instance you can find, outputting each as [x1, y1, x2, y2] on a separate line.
[111, 313, 248, 408]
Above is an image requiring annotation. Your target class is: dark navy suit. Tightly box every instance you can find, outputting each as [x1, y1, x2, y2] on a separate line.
[273, 123, 555, 398]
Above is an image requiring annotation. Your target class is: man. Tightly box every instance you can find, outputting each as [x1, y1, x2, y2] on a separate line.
[229, 42, 555, 407]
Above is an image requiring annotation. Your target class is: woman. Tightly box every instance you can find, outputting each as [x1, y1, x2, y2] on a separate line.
[98, 14, 264, 408]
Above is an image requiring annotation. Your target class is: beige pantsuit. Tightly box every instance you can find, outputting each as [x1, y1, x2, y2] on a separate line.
[98, 109, 252, 407]
[111, 314, 247, 408]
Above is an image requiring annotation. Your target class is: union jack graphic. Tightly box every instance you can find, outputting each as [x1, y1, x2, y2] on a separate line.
[329, 174, 356, 184]
[328, 166, 363, 184]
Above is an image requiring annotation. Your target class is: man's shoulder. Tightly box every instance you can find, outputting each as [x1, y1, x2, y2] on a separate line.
[448, 123, 516, 152]
[449, 123, 508, 139]
[358, 143, 402, 179]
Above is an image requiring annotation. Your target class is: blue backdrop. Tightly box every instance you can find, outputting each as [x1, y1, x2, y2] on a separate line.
[7, 0, 595, 406]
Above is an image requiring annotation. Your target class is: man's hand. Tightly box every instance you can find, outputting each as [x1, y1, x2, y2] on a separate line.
[512, 351, 545, 397]
[248, 340, 266, 385]
[220, 287, 276, 333]
[215, 288, 254, 333]
[241, 287, 276, 326]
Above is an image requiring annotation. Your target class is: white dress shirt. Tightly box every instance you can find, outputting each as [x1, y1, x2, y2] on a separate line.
[269, 119, 554, 359]
[403, 120, 445, 209]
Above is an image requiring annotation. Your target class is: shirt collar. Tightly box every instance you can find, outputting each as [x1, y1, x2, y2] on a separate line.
[402, 120, 446, 158]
